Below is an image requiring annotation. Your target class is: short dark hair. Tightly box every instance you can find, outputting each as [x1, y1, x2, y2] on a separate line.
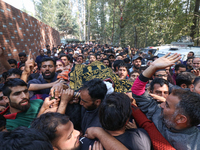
[176, 72, 196, 87]
[150, 78, 169, 92]
[89, 54, 97, 59]
[175, 64, 186, 71]
[8, 59, 17, 65]
[102, 58, 109, 62]
[2, 78, 27, 97]
[129, 70, 140, 77]
[81, 78, 107, 101]
[113, 60, 124, 72]
[30, 113, 70, 142]
[0, 127, 53, 150]
[193, 77, 200, 87]
[118, 62, 128, 72]
[99, 92, 131, 131]
[171, 89, 200, 126]
[59, 54, 70, 61]
[123, 57, 130, 63]
[41, 57, 56, 66]
[189, 51, 194, 56]
[187, 56, 194, 62]
[18, 52, 26, 57]
[77, 55, 84, 59]
[7, 68, 22, 78]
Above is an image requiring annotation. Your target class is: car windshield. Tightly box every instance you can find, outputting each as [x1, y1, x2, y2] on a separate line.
[157, 53, 185, 60]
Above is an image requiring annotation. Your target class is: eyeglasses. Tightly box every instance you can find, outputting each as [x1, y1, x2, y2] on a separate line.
[155, 74, 167, 77]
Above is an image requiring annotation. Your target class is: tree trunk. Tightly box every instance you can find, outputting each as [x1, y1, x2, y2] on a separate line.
[83, 0, 86, 42]
[134, 26, 137, 48]
[190, 0, 200, 40]
[111, 0, 116, 45]
[87, 0, 91, 43]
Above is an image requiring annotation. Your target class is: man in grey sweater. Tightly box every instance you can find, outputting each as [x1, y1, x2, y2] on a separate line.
[132, 53, 200, 150]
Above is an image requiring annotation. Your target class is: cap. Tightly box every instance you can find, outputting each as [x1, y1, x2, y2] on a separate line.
[132, 55, 142, 61]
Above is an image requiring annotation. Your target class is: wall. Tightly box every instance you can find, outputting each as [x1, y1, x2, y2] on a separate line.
[0, 0, 60, 75]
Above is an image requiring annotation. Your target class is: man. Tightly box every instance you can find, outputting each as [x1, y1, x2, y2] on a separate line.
[187, 51, 194, 58]
[183, 51, 194, 66]
[28, 57, 62, 95]
[59, 54, 70, 66]
[0, 79, 44, 131]
[35, 49, 48, 69]
[132, 53, 200, 150]
[118, 63, 129, 80]
[96, 54, 101, 61]
[176, 72, 195, 89]
[186, 57, 194, 72]
[76, 55, 84, 64]
[31, 113, 80, 150]
[149, 78, 169, 103]
[128, 70, 140, 82]
[116, 55, 123, 60]
[80, 79, 107, 134]
[153, 69, 168, 80]
[46, 44, 51, 53]
[31, 112, 129, 150]
[17, 52, 27, 68]
[108, 54, 115, 63]
[0, 84, 8, 112]
[83, 51, 89, 64]
[89, 54, 97, 63]
[0, 127, 53, 150]
[172, 64, 186, 84]
[5, 68, 22, 81]
[65, 79, 107, 134]
[148, 50, 154, 58]
[8, 59, 17, 69]
[129, 56, 142, 72]
[102, 58, 110, 67]
[113, 60, 124, 75]
[190, 77, 200, 94]
[81, 92, 151, 150]
[192, 57, 200, 70]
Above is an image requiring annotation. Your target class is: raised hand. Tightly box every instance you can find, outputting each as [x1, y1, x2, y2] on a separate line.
[61, 89, 74, 103]
[143, 53, 181, 78]
[151, 53, 181, 70]
[24, 51, 35, 74]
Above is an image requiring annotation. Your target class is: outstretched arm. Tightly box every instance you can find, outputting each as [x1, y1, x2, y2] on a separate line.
[85, 127, 128, 150]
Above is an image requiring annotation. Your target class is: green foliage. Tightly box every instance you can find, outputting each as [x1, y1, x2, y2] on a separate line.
[33, 0, 200, 46]
[33, 0, 79, 36]
[86, 0, 199, 47]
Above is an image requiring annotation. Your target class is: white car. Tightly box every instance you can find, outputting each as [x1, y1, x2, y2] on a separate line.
[154, 46, 200, 61]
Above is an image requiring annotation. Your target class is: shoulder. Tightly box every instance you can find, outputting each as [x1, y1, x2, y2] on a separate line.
[30, 99, 44, 107]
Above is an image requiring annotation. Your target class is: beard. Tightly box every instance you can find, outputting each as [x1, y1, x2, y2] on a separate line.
[160, 109, 176, 128]
[134, 64, 140, 69]
[85, 102, 97, 111]
[42, 71, 55, 80]
[10, 98, 30, 112]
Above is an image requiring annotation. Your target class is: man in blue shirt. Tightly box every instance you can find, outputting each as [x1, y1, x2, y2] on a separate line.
[35, 49, 48, 69]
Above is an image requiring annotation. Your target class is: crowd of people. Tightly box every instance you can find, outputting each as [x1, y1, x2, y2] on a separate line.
[0, 43, 200, 150]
